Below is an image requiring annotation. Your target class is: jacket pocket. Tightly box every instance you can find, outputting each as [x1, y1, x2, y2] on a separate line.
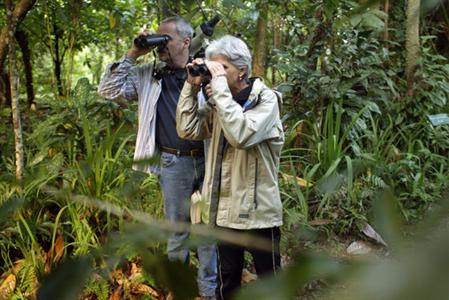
[238, 152, 258, 219]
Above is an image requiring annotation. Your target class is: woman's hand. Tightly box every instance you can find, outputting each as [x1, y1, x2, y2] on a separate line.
[204, 61, 226, 78]
[204, 83, 213, 98]
[186, 58, 205, 87]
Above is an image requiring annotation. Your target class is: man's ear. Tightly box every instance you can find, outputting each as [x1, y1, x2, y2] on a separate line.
[184, 37, 191, 49]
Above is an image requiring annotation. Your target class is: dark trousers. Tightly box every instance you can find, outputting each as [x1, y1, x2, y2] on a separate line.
[216, 227, 281, 300]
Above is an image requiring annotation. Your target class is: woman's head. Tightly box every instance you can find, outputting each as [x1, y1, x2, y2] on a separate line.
[205, 35, 252, 94]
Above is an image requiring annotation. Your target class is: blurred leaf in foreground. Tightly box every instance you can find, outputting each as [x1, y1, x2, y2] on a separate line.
[236, 253, 344, 300]
[142, 254, 198, 300]
[37, 255, 93, 300]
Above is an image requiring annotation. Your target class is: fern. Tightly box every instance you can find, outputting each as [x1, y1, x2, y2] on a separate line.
[83, 276, 109, 300]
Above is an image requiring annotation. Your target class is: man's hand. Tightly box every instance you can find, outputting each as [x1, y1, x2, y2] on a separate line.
[127, 30, 155, 59]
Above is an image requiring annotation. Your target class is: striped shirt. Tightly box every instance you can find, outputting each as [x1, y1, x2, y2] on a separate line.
[98, 56, 162, 173]
[97, 56, 207, 174]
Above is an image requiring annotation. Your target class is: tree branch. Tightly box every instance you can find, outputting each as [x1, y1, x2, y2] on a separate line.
[0, 0, 37, 72]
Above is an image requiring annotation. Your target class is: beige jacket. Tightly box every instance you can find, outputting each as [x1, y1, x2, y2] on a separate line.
[176, 76, 284, 229]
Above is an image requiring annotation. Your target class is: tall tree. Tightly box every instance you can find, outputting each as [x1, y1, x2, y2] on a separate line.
[0, 0, 36, 106]
[252, 0, 268, 78]
[0, 0, 37, 72]
[405, 0, 421, 95]
[383, 0, 390, 41]
[271, 11, 282, 84]
[6, 0, 25, 185]
[65, 0, 82, 94]
[15, 29, 35, 107]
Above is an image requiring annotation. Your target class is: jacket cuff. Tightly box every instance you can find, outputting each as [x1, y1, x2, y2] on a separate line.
[209, 76, 229, 106]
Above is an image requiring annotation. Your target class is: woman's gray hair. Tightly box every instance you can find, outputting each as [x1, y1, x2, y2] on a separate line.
[206, 35, 252, 76]
[162, 16, 193, 39]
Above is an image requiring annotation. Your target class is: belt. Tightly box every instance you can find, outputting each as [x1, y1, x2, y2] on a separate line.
[159, 146, 204, 157]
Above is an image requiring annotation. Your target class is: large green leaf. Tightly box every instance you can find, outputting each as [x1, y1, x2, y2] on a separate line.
[37, 256, 94, 300]
[142, 254, 198, 300]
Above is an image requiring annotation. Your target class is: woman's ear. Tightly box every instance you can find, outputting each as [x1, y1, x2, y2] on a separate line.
[239, 66, 248, 80]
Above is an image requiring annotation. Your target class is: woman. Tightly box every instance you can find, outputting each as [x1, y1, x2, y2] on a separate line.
[176, 35, 284, 299]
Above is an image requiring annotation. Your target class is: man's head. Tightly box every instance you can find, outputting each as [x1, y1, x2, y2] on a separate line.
[157, 16, 193, 69]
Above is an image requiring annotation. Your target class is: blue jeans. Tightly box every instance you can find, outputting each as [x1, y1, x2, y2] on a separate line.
[158, 151, 217, 297]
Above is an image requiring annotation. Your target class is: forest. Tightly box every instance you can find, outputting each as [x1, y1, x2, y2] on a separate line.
[1, 0, 449, 299]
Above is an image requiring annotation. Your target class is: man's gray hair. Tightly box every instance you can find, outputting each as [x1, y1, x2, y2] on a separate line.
[162, 16, 193, 39]
[205, 35, 252, 76]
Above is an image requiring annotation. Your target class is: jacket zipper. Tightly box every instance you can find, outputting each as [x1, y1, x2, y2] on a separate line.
[254, 157, 258, 209]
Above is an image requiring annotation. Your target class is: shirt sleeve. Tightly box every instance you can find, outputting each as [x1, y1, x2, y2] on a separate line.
[97, 56, 140, 101]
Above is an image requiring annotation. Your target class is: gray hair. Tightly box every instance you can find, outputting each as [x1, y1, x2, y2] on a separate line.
[161, 16, 193, 39]
[206, 35, 252, 76]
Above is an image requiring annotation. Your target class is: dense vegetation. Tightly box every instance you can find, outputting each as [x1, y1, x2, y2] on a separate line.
[1, 0, 449, 299]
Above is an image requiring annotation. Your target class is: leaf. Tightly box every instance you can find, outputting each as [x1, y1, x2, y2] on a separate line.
[131, 283, 160, 297]
[280, 172, 312, 187]
[350, 14, 362, 27]
[235, 253, 342, 300]
[309, 219, 333, 226]
[108, 286, 121, 300]
[54, 234, 65, 263]
[0, 274, 16, 299]
[316, 172, 345, 195]
[361, 13, 384, 29]
[109, 14, 116, 29]
[37, 256, 93, 300]
[44, 234, 65, 273]
[29, 149, 49, 166]
[0, 197, 25, 228]
[241, 268, 257, 283]
[142, 254, 197, 300]
[275, 82, 294, 93]
[361, 222, 388, 247]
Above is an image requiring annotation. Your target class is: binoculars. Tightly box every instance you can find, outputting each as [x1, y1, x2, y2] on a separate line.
[188, 64, 211, 77]
[133, 34, 170, 49]
[134, 15, 220, 54]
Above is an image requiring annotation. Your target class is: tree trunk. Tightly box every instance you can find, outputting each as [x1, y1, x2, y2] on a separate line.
[405, 0, 421, 95]
[65, 0, 82, 94]
[271, 13, 282, 85]
[252, 0, 268, 78]
[15, 29, 34, 107]
[53, 22, 64, 96]
[7, 0, 25, 185]
[383, 0, 390, 41]
[0, 72, 11, 107]
[0, 0, 37, 72]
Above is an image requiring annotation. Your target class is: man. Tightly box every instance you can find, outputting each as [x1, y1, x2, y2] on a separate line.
[97, 16, 217, 299]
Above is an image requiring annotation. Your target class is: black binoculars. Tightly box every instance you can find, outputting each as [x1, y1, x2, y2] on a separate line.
[188, 64, 211, 77]
[134, 34, 170, 49]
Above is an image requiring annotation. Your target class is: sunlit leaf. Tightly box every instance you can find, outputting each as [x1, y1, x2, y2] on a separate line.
[109, 14, 116, 29]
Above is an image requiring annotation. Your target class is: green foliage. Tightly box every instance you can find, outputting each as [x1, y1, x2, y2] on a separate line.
[37, 255, 94, 300]
[2, 0, 449, 299]
[0, 77, 164, 297]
